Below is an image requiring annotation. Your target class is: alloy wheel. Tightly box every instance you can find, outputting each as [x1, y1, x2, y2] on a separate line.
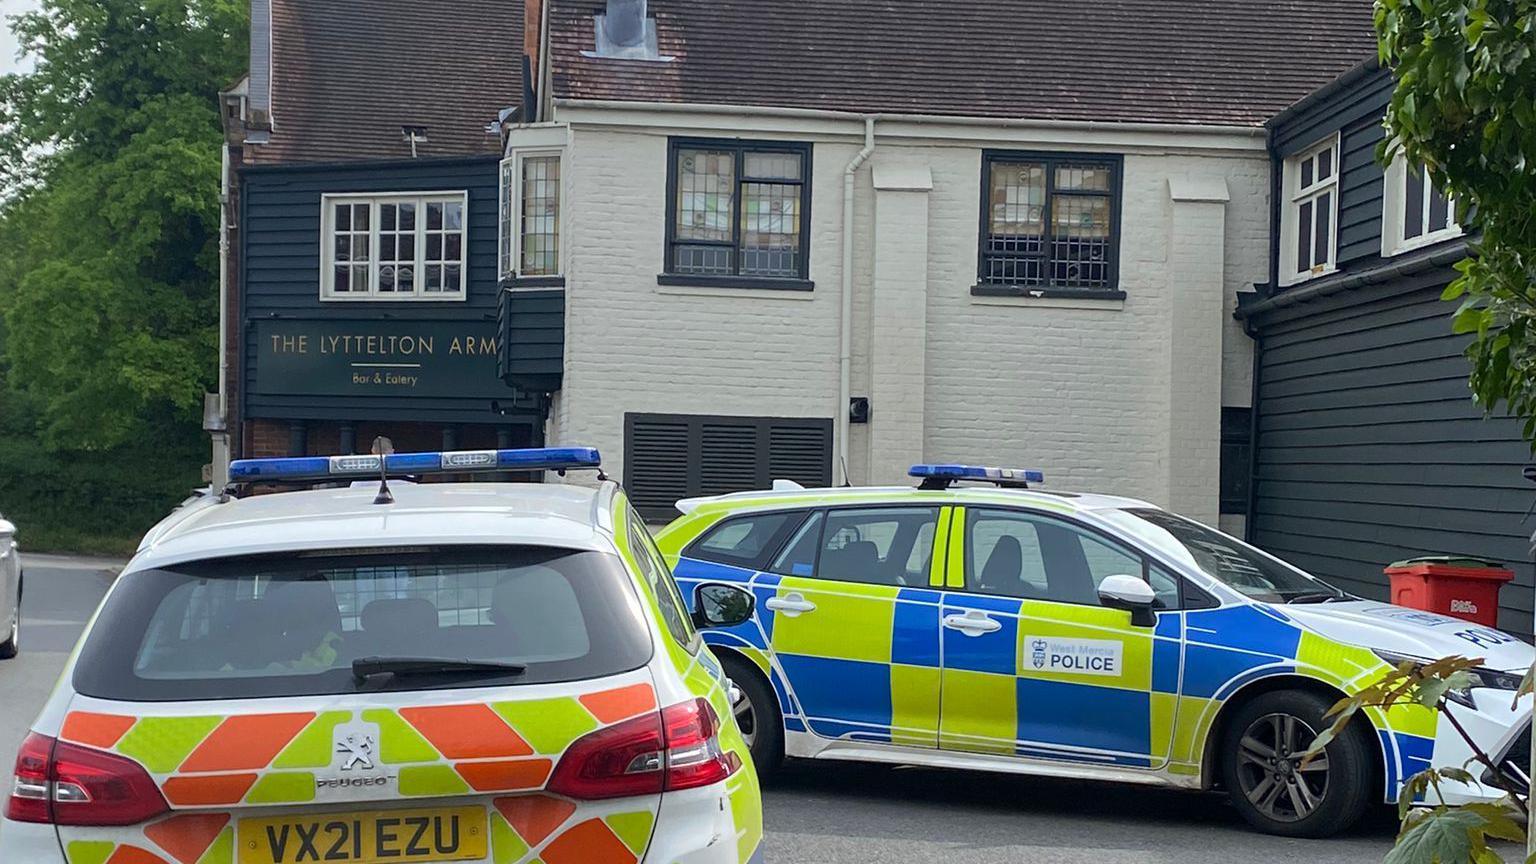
[729, 681, 756, 748]
[1235, 712, 1329, 822]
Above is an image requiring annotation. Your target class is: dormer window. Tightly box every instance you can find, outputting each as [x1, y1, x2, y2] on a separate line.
[1382, 155, 1460, 256]
[1279, 136, 1339, 286]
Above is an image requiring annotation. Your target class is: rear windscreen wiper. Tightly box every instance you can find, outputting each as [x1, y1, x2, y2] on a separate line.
[352, 656, 527, 681]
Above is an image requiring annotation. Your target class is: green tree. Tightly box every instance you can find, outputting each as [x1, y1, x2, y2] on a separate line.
[1376, 0, 1536, 438]
[0, 0, 245, 447]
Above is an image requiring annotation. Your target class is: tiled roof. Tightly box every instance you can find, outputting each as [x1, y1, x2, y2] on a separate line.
[250, 0, 523, 164]
[548, 0, 1378, 127]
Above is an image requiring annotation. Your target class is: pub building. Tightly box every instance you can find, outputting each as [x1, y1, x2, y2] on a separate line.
[215, 0, 549, 475]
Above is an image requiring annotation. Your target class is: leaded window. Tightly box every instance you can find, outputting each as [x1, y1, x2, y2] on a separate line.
[322, 193, 467, 300]
[520, 156, 561, 276]
[665, 140, 811, 282]
[979, 152, 1121, 293]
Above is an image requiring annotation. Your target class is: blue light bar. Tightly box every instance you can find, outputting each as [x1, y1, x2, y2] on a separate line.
[910, 464, 1045, 487]
[229, 447, 602, 483]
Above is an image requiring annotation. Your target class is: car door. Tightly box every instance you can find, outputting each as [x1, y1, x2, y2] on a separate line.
[937, 506, 1183, 769]
[765, 505, 948, 747]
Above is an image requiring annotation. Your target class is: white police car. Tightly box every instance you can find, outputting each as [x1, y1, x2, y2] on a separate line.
[655, 464, 1535, 837]
[1, 448, 764, 864]
[0, 511, 18, 659]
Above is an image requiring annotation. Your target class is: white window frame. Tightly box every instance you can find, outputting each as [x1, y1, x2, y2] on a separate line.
[499, 149, 565, 282]
[1382, 154, 1461, 257]
[1278, 134, 1340, 287]
[320, 191, 469, 302]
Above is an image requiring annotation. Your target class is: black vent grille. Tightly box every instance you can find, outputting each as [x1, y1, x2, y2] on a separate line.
[624, 413, 833, 520]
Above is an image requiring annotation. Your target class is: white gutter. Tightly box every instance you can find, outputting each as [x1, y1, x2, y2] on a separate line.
[838, 117, 875, 486]
[551, 98, 1268, 141]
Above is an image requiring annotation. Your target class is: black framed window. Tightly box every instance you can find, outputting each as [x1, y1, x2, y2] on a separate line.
[625, 413, 832, 520]
[977, 151, 1123, 296]
[663, 139, 813, 288]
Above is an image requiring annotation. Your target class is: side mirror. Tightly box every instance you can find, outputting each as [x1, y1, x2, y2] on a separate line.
[691, 583, 756, 630]
[0, 519, 12, 539]
[1098, 574, 1158, 628]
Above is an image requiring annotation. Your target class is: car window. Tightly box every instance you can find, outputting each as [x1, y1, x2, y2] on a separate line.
[73, 546, 654, 701]
[686, 510, 804, 570]
[1104, 507, 1344, 603]
[770, 511, 824, 577]
[966, 509, 1177, 608]
[816, 507, 940, 587]
[629, 510, 696, 648]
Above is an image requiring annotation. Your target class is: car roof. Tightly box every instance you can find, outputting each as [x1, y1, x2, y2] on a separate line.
[676, 484, 1158, 517]
[131, 481, 618, 571]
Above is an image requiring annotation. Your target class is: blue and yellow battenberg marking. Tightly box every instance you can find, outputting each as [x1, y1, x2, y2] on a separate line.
[669, 505, 1437, 802]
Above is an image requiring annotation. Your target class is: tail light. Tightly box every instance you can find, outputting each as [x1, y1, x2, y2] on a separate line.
[548, 698, 742, 800]
[6, 732, 170, 826]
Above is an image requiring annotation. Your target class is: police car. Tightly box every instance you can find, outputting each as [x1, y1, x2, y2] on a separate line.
[1, 448, 764, 864]
[655, 464, 1535, 838]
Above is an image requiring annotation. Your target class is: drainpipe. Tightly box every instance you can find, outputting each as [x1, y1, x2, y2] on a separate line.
[212, 142, 232, 486]
[838, 117, 875, 486]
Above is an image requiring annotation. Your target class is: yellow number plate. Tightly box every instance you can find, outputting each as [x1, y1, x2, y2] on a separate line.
[237, 806, 487, 864]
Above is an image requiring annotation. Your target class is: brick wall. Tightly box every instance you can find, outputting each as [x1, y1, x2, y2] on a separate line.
[245, 419, 526, 458]
[545, 118, 1269, 517]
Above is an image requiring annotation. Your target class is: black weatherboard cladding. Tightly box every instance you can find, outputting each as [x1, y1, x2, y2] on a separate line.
[241, 156, 523, 423]
[1249, 278, 1535, 633]
[498, 288, 565, 393]
[1252, 66, 1535, 632]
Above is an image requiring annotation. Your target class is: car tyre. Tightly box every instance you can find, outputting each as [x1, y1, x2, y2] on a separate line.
[720, 653, 783, 779]
[0, 577, 18, 660]
[1221, 689, 1372, 838]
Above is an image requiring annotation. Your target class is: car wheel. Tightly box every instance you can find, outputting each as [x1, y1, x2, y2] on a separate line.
[720, 654, 783, 779]
[1221, 689, 1372, 837]
[0, 581, 18, 660]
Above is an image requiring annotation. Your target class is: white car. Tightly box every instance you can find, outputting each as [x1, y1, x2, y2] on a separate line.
[0, 513, 19, 660]
[655, 464, 1535, 837]
[1, 448, 765, 864]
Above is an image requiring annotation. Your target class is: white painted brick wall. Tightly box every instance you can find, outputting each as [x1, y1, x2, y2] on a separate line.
[549, 121, 1269, 516]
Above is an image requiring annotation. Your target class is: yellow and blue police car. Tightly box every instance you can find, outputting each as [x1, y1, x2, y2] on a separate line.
[655, 464, 1534, 837]
[1, 447, 764, 864]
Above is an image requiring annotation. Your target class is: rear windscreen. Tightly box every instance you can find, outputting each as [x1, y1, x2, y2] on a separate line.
[74, 546, 654, 701]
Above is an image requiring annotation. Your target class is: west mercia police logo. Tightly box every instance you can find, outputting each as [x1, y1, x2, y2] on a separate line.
[1031, 639, 1049, 670]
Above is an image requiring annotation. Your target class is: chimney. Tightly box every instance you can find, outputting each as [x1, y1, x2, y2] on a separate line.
[248, 0, 274, 129]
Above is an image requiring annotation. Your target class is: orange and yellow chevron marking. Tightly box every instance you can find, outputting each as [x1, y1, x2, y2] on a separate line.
[142, 813, 230, 864]
[179, 713, 314, 773]
[400, 704, 534, 760]
[540, 818, 637, 864]
[161, 773, 258, 806]
[105, 847, 169, 864]
[578, 684, 656, 725]
[455, 759, 553, 792]
[494, 795, 576, 847]
[61, 712, 137, 749]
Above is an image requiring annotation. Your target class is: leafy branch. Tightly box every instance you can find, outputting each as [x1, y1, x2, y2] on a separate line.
[1300, 655, 1529, 863]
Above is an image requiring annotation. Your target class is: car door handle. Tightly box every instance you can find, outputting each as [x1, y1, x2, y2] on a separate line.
[943, 612, 1002, 636]
[765, 594, 817, 617]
